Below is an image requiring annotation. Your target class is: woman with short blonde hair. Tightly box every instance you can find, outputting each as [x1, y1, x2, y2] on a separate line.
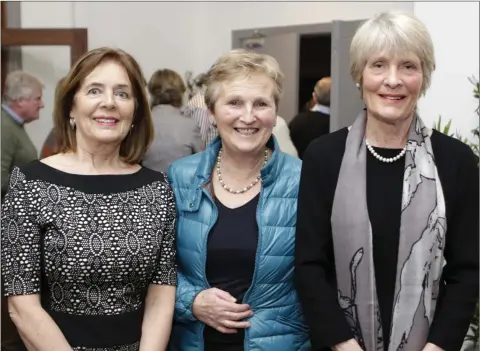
[295, 11, 478, 351]
[168, 49, 309, 351]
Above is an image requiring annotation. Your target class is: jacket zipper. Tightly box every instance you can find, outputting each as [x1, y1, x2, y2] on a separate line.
[196, 182, 218, 351]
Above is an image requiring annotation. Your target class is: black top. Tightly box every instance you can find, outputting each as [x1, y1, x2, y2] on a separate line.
[367, 143, 404, 349]
[204, 194, 260, 347]
[1, 161, 177, 351]
[288, 111, 330, 159]
[295, 128, 479, 351]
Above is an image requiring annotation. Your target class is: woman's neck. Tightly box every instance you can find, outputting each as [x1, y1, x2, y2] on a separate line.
[219, 146, 267, 181]
[67, 139, 134, 174]
[365, 112, 414, 148]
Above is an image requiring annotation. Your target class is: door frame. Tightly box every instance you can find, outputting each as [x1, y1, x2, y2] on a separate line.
[232, 20, 367, 131]
[232, 22, 333, 46]
[1, 2, 88, 93]
[232, 22, 333, 121]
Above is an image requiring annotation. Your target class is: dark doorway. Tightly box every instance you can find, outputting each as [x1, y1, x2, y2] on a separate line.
[297, 34, 331, 113]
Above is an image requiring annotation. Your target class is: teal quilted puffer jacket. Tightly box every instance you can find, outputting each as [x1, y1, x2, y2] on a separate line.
[167, 136, 310, 351]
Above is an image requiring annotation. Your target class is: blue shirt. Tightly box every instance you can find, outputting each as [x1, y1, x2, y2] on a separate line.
[311, 103, 330, 115]
[1, 104, 24, 125]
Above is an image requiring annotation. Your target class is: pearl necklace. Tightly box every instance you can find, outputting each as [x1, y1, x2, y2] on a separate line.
[365, 139, 407, 163]
[216, 147, 268, 194]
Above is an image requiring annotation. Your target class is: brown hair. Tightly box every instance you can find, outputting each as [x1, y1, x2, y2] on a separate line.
[46, 76, 68, 157]
[148, 69, 186, 108]
[54, 76, 67, 101]
[53, 47, 154, 164]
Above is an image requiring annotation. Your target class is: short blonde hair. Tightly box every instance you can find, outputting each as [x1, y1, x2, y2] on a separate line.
[349, 11, 435, 96]
[204, 49, 284, 112]
[3, 70, 44, 103]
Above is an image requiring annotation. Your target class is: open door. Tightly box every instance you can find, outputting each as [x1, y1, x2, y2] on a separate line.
[329, 19, 366, 132]
[233, 32, 300, 123]
[231, 19, 366, 129]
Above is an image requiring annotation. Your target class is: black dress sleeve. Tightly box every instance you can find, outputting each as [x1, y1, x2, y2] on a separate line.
[150, 183, 177, 286]
[1, 167, 42, 296]
[294, 136, 354, 350]
[427, 143, 479, 350]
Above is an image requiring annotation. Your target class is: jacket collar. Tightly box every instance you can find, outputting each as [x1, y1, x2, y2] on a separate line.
[193, 134, 283, 189]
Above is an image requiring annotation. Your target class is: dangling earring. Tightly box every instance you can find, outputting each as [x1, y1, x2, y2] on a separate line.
[69, 118, 76, 129]
[356, 83, 360, 89]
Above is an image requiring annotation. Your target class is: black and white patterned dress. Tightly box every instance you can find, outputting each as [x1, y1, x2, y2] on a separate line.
[1, 161, 177, 350]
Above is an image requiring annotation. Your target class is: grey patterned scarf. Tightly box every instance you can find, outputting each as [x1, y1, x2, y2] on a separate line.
[331, 111, 447, 351]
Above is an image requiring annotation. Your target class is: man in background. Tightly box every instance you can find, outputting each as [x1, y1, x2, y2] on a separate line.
[289, 77, 331, 159]
[1, 70, 44, 200]
[1, 70, 44, 351]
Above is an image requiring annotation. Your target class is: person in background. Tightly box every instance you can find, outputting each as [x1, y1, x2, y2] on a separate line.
[39, 76, 67, 159]
[295, 11, 478, 351]
[302, 97, 316, 112]
[273, 114, 298, 157]
[1, 71, 44, 351]
[168, 49, 309, 351]
[39, 129, 57, 159]
[289, 77, 331, 159]
[142, 68, 204, 172]
[183, 73, 218, 147]
[1, 47, 177, 351]
[1, 70, 44, 201]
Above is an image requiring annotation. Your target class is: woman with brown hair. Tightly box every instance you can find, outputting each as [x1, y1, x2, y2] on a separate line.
[1, 47, 177, 350]
[142, 68, 204, 172]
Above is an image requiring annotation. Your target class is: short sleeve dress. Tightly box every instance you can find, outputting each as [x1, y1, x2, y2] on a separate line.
[1, 161, 177, 350]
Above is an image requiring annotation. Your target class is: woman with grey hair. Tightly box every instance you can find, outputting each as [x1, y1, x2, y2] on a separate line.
[295, 11, 478, 351]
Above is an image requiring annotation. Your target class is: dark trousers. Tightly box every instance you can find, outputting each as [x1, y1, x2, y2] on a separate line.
[204, 341, 244, 351]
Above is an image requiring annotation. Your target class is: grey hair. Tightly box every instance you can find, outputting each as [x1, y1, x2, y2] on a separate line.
[314, 77, 331, 107]
[3, 70, 44, 103]
[349, 11, 436, 96]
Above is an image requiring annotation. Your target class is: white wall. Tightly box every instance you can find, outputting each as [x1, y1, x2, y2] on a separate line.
[414, 2, 479, 142]
[195, 2, 413, 74]
[20, 2, 205, 153]
[20, 1, 416, 152]
[20, 2, 74, 152]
